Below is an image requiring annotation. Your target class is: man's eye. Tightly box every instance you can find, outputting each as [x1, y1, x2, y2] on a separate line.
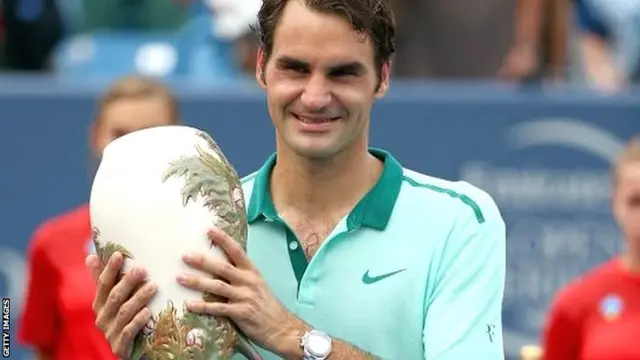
[331, 69, 357, 77]
[285, 66, 308, 74]
[628, 196, 640, 206]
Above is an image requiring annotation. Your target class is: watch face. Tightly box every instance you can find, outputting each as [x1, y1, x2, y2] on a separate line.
[307, 333, 331, 356]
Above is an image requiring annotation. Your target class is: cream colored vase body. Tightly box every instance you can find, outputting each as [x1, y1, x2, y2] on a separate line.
[90, 125, 259, 360]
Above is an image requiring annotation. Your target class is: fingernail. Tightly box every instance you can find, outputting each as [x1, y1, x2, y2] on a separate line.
[183, 252, 197, 262]
[176, 274, 191, 284]
[85, 255, 95, 268]
[142, 307, 152, 318]
[131, 268, 145, 277]
[186, 300, 199, 310]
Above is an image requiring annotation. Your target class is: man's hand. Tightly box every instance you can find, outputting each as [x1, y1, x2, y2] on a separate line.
[86, 252, 157, 358]
[177, 228, 306, 357]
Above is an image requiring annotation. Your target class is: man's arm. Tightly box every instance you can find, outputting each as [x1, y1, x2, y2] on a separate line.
[276, 319, 382, 360]
[498, 0, 544, 80]
[547, 0, 570, 79]
[422, 189, 506, 359]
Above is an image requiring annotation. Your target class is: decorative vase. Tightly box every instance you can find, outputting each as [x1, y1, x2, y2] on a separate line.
[89, 125, 260, 360]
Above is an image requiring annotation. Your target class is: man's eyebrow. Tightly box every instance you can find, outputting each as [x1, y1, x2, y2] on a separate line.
[275, 56, 309, 69]
[275, 56, 367, 75]
[327, 61, 366, 74]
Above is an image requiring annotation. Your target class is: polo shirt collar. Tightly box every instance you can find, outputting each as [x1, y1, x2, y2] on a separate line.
[246, 148, 403, 230]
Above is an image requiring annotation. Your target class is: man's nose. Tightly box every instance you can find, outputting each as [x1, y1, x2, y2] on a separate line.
[299, 74, 332, 110]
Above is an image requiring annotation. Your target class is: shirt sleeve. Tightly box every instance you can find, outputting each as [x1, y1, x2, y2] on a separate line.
[541, 289, 582, 360]
[17, 227, 60, 351]
[422, 189, 506, 360]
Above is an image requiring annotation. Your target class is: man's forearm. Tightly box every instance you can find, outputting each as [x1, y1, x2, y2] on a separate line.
[281, 336, 381, 360]
[325, 338, 381, 360]
[514, 0, 544, 48]
[276, 318, 381, 360]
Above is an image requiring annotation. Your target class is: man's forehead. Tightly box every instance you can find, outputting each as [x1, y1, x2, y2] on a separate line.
[620, 164, 640, 179]
[101, 100, 171, 129]
[271, 32, 375, 69]
[617, 164, 640, 190]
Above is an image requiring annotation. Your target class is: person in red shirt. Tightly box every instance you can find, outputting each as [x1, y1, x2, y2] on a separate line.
[541, 135, 640, 360]
[17, 75, 180, 360]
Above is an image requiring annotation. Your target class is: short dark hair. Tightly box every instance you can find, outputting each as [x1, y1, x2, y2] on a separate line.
[252, 0, 395, 76]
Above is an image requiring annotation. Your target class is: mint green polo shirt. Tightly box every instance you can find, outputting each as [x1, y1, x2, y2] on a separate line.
[237, 149, 506, 360]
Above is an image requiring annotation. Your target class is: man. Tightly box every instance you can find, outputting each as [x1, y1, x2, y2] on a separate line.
[542, 136, 640, 360]
[18, 75, 180, 360]
[86, 1, 507, 359]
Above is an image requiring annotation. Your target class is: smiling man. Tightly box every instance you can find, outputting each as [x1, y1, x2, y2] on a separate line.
[87, 0, 507, 359]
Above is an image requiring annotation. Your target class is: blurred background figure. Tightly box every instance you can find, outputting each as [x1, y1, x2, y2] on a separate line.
[205, 0, 260, 79]
[17, 75, 180, 360]
[393, 0, 516, 78]
[573, 0, 640, 92]
[1, 0, 63, 71]
[499, 0, 570, 82]
[541, 136, 640, 360]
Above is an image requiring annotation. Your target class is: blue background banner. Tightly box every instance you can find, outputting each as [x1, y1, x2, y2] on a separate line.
[1, 78, 637, 360]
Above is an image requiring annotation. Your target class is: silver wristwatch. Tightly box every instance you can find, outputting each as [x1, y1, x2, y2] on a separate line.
[301, 329, 332, 360]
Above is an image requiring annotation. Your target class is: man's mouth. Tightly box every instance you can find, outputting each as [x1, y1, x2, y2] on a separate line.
[293, 113, 340, 124]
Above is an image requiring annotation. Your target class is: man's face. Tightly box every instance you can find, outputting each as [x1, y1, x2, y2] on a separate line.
[92, 97, 174, 157]
[613, 163, 640, 242]
[257, 0, 389, 160]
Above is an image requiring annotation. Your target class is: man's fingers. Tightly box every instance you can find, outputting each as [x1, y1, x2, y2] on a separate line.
[113, 307, 153, 358]
[186, 300, 239, 318]
[96, 266, 147, 329]
[113, 282, 157, 332]
[177, 275, 243, 301]
[93, 252, 124, 314]
[208, 228, 253, 270]
[182, 253, 245, 284]
[86, 254, 104, 283]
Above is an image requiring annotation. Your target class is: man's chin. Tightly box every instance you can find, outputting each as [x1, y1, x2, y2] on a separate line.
[290, 143, 345, 161]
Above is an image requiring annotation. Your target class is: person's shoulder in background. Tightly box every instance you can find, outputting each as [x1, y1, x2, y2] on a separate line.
[547, 259, 620, 321]
[29, 203, 90, 253]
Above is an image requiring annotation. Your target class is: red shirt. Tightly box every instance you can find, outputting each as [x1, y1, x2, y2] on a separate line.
[18, 204, 118, 360]
[542, 258, 640, 360]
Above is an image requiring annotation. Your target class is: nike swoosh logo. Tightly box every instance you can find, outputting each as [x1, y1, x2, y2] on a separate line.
[362, 269, 406, 284]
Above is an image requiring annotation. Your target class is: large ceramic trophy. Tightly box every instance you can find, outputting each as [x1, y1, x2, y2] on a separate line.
[89, 125, 261, 360]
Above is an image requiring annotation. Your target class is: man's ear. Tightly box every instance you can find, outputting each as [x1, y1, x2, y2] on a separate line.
[374, 61, 391, 98]
[255, 48, 267, 89]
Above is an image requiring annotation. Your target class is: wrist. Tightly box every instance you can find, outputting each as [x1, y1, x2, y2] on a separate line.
[271, 319, 309, 360]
